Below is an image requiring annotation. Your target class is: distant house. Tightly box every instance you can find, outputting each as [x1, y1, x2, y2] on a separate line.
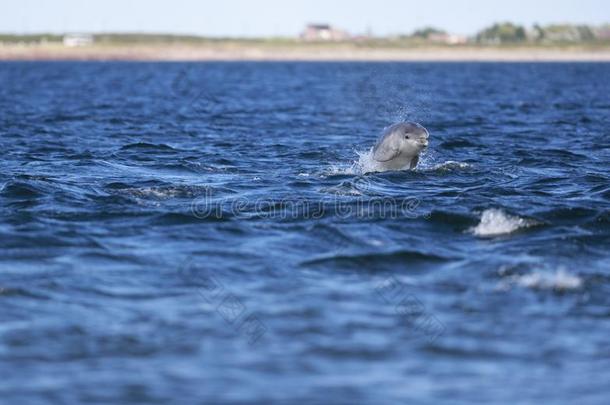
[411, 27, 467, 45]
[427, 33, 468, 45]
[595, 25, 610, 40]
[301, 24, 349, 41]
[63, 34, 93, 47]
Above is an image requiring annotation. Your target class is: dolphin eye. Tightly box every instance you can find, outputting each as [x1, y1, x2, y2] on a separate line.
[404, 134, 410, 139]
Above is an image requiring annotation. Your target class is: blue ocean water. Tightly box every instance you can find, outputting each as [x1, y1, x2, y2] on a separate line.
[1, 61, 609, 404]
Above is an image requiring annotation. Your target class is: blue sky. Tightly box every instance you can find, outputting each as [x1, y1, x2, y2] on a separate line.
[2, 0, 608, 37]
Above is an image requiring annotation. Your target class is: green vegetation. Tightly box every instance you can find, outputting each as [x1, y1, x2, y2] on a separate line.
[92, 33, 271, 44]
[476, 22, 526, 44]
[1, 22, 609, 48]
[0, 34, 62, 44]
[538, 24, 595, 43]
[475, 22, 608, 45]
[411, 27, 447, 39]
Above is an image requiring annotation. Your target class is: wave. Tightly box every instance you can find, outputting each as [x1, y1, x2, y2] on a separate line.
[427, 161, 472, 172]
[323, 164, 360, 177]
[470, 208, 536, 237]
[439, 139, 477, 149]
[301, 250, 450, 268]
[105, 183, 212, 200]
[119, 142, 176, 151]
[319, 144, 474, 177]
[0, 181, 45, 199]
[499, 268, 583, 292]
[354, 149, 471, 175]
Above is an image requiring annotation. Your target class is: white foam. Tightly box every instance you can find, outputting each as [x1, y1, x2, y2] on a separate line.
[499, 268, 583, 291]
[355, 151, 471, 175]
[323, 149, 396, 176]
[430, 161, 471, 171]
[321, 185, 364, 196]
[471, 209, 533, 237]
[321, 155, 366, 177]
[117, 186, 209, 200]
[322, 149, 470, 176]
[123, 187, 181, 199]
[355, 148, 386, 174]
[516, 269, 583, 291]
[325, 164, 360, 176]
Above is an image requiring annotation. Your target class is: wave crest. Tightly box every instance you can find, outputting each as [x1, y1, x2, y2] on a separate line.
[499, 268, 583, 291]
[471, 208, 535, 237]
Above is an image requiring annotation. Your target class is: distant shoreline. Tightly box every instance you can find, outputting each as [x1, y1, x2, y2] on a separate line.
[2, 44, 610, 62]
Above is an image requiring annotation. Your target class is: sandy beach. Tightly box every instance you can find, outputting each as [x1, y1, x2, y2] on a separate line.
[2, 43, 610, 61]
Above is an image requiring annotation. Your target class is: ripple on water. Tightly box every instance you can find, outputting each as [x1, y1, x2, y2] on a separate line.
[2, 61, 610, 404]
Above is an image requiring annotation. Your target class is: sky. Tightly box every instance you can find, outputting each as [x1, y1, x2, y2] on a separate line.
[1, 0, 608, 37]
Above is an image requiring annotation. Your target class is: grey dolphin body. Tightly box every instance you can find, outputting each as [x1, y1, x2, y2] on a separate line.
[372, 122, 429, 170]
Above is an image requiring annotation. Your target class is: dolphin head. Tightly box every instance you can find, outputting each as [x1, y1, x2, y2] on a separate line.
[393, 121, 429, 154]
[372, 121, 430, 169]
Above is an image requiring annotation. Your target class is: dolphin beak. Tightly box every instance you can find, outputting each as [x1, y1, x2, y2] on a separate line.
[421, 130, 429, 147]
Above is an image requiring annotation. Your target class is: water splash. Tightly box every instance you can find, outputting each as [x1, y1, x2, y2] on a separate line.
[319, 149, 381, 176]
[323, 163, 361, 177]
[353, 149, 471, 175]
[355, 148, 386, 174]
